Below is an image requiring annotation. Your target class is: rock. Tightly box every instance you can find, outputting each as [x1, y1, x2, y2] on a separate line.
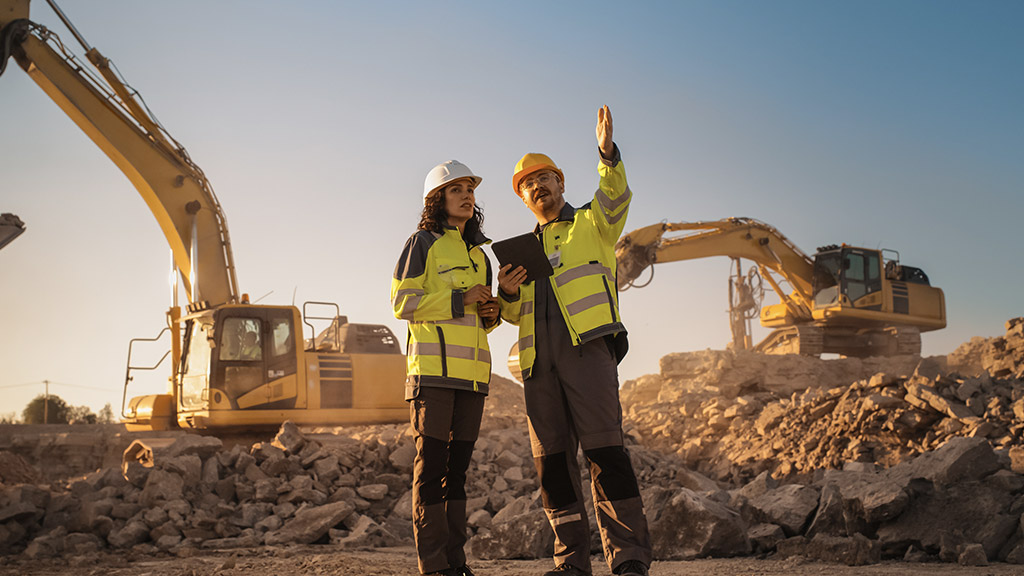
[264, 500, 354, 545]
[747, 523, 785, 553]
[64, 531, 103, 555]
[335, 514, 382, 548]
[748, 484, 819, 536]
[163, 454, 202, 485]
[1008, 447, 1024, 474]
[356, 484, 388, 501]
[468, 509, 492, 528]
[23, 526, 66, 558]
[470, 495, 553, 560]
[805, 484, 846, 538]
[255, 515, 283, 533]
[819, 469, 909, 525]
[108, 520, 150, 548]
[391, 490, 413, 522]
[313, 454, 341, 484]
[139, 469, 184, 507]
[959, 542, 988, 566]
[876, 481, 1017, 560]
[0, 501, 39, 524]
[902, 436, 1001, 485]
[272, 421, 307, 454]
[201, 533, 261, 549]
[645, 486, 751, 559]
[803, 533, 881, 566]
[388, 443, 416, 473]
[155, 534, 183, 550]
[201, 457, 220, 484]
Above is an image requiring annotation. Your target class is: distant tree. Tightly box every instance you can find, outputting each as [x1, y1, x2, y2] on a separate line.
[22, 394, 70, 424]
[0, 412, 18, 424]
[68, 405, 97, 424]
[97, 403, 115, 424]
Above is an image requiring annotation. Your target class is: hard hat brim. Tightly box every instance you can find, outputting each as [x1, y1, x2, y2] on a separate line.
[512, 164, 564, 196]
[424, 175, 484, 203]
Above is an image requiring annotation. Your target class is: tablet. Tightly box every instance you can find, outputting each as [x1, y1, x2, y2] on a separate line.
[491, 232, 554, 283]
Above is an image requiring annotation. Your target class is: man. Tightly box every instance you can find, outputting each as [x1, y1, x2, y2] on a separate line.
[496, 106, 652, 576]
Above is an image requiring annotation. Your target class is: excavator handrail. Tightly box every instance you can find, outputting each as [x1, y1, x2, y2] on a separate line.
[121, 327, 171, 419]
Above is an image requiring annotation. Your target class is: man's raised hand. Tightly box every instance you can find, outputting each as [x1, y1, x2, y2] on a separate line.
[597, 105, 614, 159]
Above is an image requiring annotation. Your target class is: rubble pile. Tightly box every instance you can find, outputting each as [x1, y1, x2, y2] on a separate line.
[0, 451, 40, 485]
[620, 323, 1024, 486]
[0, 375, 545, 560]
[3, 321, 1024, 567]
[948, 317, 1024, 379]
[0, 424, 181, 483]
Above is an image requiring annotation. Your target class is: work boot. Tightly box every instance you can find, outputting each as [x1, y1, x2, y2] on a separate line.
[542, 564, 590, 576]
[453, 566, 475, 576]
[613, 560, 649, 576]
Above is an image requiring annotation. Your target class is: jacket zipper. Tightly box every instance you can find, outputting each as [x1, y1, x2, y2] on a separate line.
[435, 326, 447, 378]
[601, 276, 617, 323]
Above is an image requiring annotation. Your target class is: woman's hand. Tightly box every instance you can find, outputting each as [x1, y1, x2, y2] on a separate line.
[497, 264, 527, 297]
[462, 284, 492, 307]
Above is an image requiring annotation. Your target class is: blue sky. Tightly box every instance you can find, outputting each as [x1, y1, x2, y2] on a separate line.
[1, 0, 1021, 415]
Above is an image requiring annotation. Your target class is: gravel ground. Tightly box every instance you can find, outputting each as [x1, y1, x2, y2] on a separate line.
[1, 546, 1021, 576]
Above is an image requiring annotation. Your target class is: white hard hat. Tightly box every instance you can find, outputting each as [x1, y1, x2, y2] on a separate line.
[423, 160, 482, 204]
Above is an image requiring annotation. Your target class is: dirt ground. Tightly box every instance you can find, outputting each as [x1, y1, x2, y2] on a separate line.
[1, 546, 1021, 576]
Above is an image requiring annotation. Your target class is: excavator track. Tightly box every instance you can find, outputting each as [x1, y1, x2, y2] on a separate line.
[755, 325, 824, 356]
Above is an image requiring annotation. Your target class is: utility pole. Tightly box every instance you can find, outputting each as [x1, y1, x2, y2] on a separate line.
[43, 379, 49, 424]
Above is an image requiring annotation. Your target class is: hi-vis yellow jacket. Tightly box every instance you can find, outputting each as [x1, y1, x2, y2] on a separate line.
[392, 225, 496, 399]
[500, 150, 631, 381]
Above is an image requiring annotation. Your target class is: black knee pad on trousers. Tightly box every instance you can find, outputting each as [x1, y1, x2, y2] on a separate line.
[446, 439, 474, 500]
[415, 435, 449, 506]
[584, 446, 640, 502]
[534, 452, 578, 509]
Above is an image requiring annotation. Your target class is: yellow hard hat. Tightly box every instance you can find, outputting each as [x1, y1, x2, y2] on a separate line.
[512, 153, 564, 195]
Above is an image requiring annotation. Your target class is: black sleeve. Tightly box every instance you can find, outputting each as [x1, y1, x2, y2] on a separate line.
[393, 230, 436, 280]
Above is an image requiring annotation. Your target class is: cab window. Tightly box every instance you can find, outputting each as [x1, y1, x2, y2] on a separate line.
[271, 318, 294, 357]
[181, 319, 214, 409]
[220, 317, 262, 361]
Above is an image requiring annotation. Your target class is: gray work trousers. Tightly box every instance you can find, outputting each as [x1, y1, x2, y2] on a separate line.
[410, 386, 485, 574]
[525, 327, 652, 573]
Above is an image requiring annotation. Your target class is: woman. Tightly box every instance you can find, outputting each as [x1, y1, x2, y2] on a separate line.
[391, 160, 499, 576]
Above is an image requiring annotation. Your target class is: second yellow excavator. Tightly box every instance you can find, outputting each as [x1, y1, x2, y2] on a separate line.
[615, 218, 946, 357]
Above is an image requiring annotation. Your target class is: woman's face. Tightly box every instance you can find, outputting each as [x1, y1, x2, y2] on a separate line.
[443, 178, 476, 228]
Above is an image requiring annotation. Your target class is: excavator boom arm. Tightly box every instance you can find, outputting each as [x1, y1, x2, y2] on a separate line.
[0, 1, 238, 306]
[616, 217, 816, 305]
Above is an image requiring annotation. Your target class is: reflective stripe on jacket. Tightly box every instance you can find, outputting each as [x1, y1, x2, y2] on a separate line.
[500, 148, 631, 381]
[392, 225, 496, 398]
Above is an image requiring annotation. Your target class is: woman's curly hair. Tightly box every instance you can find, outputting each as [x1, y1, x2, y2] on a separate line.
[419, 187, 485, 238]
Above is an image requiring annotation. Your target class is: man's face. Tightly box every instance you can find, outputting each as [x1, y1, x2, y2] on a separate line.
[517, 170, 564, 220]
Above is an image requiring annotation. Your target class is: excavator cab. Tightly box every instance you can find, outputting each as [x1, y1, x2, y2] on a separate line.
[811, 247, 884, 310]
[178, 305, 301, 421]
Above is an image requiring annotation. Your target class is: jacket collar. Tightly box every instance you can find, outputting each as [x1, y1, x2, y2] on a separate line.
[442, 223, 490, 249]
[534, 202, 576, 234]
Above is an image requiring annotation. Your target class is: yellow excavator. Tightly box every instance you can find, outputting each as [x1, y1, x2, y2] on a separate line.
[615, 218, 946, 357]
[1, 0, 407, 430]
